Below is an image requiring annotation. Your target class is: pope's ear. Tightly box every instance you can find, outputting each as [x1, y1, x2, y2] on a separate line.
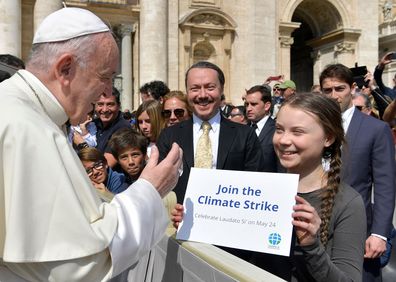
[54, 53, 74, 86]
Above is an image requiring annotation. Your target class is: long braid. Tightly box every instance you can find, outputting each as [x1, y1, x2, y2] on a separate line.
[280, 92, 345, 246]
[319, 143, 342, 246]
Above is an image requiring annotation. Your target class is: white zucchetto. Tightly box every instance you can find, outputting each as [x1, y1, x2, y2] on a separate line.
[33, 8, 110, 44]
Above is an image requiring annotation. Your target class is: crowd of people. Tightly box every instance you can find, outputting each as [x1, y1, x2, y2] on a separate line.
[0, 6, 395, 282]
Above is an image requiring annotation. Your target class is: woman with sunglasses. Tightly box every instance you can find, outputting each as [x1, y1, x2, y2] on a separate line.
[78, 147, 127, 202]
[162, 90, 192, 127]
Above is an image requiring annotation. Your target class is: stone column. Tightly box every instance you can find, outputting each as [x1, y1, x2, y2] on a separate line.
[139, 0, 168, 85]
[34, 0, 63, 32]
[120, 24, 134, 111]
[0, 0, 21, 56]
[278, 22, 300, 79]
[311, 50, 322, 85]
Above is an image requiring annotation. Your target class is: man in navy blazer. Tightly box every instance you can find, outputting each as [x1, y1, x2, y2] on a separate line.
[320, 64, 396, 282]
[245, 84, 283, 173]
[157, 61, 264, 203]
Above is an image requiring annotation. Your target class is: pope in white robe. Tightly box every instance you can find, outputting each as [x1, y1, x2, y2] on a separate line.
[0, 7, 182, 281]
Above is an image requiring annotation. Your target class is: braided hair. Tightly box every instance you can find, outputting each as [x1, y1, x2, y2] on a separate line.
[281, 93, 345, 246]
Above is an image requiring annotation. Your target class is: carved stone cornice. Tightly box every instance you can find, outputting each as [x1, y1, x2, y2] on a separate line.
[334, 42, 355, 55]
[179, 8, 237, 31]
[190, 13, 226, 26]
[279, 36, 294, 48]
[118, 23, 135, 37]
[311, 50, 321, 61]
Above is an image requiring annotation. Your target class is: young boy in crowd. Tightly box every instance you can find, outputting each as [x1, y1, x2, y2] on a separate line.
[78, 147, 128, 202]
[108, 128, 148, 185]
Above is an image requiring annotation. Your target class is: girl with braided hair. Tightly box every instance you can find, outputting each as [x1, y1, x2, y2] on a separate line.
[261, 92, 366, 281]
[171, 92, 367, 280]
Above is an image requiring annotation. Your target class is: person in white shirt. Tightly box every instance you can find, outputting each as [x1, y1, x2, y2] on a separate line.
[0, 7, 182, 281]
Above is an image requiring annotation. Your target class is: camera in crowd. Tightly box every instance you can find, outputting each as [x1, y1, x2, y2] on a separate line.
[350, 64, 369, 89]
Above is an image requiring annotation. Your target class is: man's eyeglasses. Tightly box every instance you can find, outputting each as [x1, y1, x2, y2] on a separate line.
[273, 88, 281, 92]
[162, 108, 185, 118]
[229, 113, 243, 118]
[322, 85, 347, 95]
[85, 161, 104, 176]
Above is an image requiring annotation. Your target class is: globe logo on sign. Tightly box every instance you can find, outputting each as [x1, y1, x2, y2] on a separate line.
[268, 233, 281, 246]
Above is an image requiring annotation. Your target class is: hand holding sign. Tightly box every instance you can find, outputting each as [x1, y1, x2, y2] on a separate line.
[292, 195, 321, 246]
[171, 204, 184, 229]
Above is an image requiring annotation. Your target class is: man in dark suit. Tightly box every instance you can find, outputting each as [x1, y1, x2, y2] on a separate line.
[157, 61, 264, 261]
[320, 64, 396, 282]
[157, 61, 264, 203]
[245, 84, 283, 172]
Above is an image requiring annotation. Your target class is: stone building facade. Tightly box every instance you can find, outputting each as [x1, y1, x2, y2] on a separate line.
[1, 0, 395, 110]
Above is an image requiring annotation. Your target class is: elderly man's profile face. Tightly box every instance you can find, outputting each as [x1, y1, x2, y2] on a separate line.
[69, 33, 119, 125]
[186, 67, 222, 121]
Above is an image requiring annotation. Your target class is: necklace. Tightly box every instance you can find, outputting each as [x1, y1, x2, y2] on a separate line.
[16, 71, 49, 116]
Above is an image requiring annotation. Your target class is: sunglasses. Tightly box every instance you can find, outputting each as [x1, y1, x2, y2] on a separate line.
[355, 105, 365, 111]
[85, 161, 104, 176]
[162, 108, 185, 118]
[322, 85, 348, 95]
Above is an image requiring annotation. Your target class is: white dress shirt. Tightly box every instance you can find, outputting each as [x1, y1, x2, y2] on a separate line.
[255, 115, 270, 136]
[341, 105, 355, 134]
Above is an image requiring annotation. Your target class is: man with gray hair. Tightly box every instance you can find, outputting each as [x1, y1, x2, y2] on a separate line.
[0, 8, 182, 281]
[353, 92, 378, 118]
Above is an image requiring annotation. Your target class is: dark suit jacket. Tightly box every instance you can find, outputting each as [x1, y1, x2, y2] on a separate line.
[157, 116, 265, 203]
[257, 117, 284, 172]
[341, 109, 396, 238]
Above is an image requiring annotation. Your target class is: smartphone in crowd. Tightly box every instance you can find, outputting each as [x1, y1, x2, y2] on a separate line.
[349, 65, 368, 89]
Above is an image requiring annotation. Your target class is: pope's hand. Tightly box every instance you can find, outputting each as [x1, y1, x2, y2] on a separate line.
[140, 143, 183, 198]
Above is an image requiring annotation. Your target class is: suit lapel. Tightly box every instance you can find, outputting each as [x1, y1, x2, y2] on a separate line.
[258, 118, 273, 142]
[345, 110, 363, 146]
[217, 117, 235, 168]
[342, 110, 364, 174]
[178, 120, 194, 168]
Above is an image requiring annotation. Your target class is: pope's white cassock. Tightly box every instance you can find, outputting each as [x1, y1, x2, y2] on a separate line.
[0, 70, 169, 281]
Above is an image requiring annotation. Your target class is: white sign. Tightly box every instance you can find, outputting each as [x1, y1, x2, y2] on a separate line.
[176, 168, 299, 256]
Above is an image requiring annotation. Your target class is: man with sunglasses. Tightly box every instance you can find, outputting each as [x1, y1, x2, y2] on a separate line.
[320, 64, 395, 282]
[271, 83, 284, 119]
[228, 105, 247, 125]
[353, 92, 378, 118]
